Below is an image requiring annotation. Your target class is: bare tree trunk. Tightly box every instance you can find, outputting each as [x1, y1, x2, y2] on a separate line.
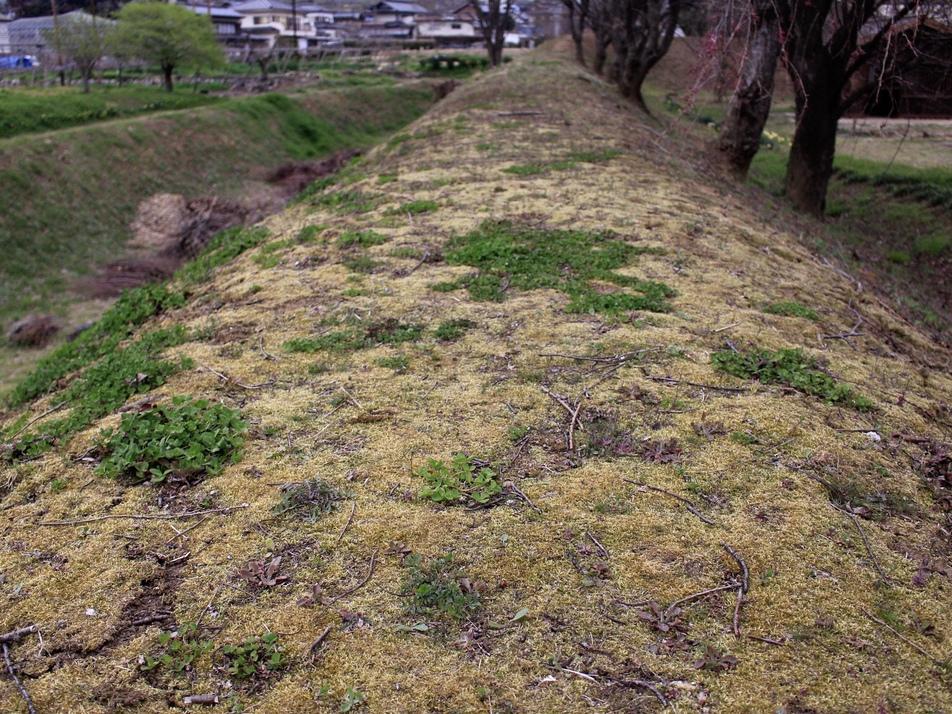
[784, 75, 839, 216]
[716, 0, 782, 179]
[162, 64, 174, 92]
[593, 29, 609, 74]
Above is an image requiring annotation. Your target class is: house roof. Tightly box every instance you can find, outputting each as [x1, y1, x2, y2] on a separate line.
[232, 0, 294, 13]
[368, 1, 428, 14]
[186, 5, 244, 19]
[299, 3, 332, 13]
[9, 10, 93, 31]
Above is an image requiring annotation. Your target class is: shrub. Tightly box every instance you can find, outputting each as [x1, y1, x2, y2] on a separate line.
[96, 397, 246, 484]
[417, 454, 501, 506]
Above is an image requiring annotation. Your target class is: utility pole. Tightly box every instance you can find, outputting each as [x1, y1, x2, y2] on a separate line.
[291, 0, 298, 51]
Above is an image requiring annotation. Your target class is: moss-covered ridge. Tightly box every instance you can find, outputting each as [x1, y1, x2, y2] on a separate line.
[1, 44, 951, 714]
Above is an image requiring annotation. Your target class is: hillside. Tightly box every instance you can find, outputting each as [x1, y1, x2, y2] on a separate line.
[1, 45, 951, 713]
[0, 81, 434, 393]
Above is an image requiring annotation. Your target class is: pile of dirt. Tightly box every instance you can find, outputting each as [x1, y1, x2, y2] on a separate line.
[266, 148, 362, 196]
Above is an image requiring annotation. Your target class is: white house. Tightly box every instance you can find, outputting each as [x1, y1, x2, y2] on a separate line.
[0, 18, 10, 54]
[232, 0, 329, 49]
[416, 15, 478, 46]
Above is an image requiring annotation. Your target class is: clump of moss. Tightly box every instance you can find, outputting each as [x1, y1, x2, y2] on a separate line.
[402, 553, 480, 620]
[377, 354, 409, 372]
[274, 478, 346, 521]
[337, 229, 388, 248]
[392, 199, 439, 215]
[176, 226, 270, 285]
[433, 318, 476, 341]
[763, 301, 819, 321]
[437, 220, 673, 313]
[711, 347, 873, 410]
[343, 255, 379, 274]
[283, 318, 423, 353]
[96, 397, 246, 485]
[313, 190, 378, 214]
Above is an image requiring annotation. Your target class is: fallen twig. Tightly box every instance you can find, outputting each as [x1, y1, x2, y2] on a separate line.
[334, 503, 356, 546]
[3, 642, 37, 714]
[623, 479, 715, 526]
[831, 503, 892, 585]
[862, 610, 943, 666]
[183, 693, 221, 706]
[165, 516, 211, 546]
[665, 582, 739, 617]
[34, 503, 249, 526]
[325, 551, 377, 604]
[722, 544, 749, 637]
[5, 401, 67, 441]
[308, 625, 333, 661]
[0, 625, 38, 645]
[586, 531, 609, 559]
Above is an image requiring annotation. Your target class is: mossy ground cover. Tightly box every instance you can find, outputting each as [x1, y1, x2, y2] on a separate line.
[1, 44, 951, 714]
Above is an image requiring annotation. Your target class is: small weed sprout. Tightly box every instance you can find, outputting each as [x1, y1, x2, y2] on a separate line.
[221, 632, 287, 681]
[97, 397, 246, 485]
[337, 230, 388, 248]
[377, 355, 410, 372]
[340, 687, 366, 712]
[140, 623, 212, 675]
[416, 454, 501, 506]
[402, 553, 480, 620]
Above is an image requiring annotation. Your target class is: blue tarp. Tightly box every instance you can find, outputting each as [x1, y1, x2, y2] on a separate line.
[0, 56, 36, 69]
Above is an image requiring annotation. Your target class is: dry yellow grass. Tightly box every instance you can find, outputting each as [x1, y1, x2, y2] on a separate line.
[2, 45, 951, 713]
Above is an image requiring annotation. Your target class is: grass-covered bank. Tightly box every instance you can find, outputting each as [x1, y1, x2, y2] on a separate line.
[0, 85, 220, 139]
[0, 84, 434, 324]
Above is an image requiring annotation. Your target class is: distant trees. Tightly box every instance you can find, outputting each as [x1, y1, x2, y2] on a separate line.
[561, 0, 590, 64]
[112, 1, 222, 92]
[712, 0, 940, 215]
[584, 0, 681, 112]
[46, 14, 113, 93]
[473, 0, 515, 67]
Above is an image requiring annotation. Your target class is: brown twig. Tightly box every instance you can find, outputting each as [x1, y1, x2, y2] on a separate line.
[623, 479, 715, 526]
[0, 625, 38, 645]
[3, 642, 37, 714]
[612, 677, 669, 707]
[722, 544, 749, 638]
[862, 610, 943, 666]
[35, 503, 249, 526]
[665, 582, 739, 617]
[325, 551, 377, 604]
[199, 364, 271, 390]
[165, 516, 210, 546]
[746, 634, 786, 646]
[183, 693, 221, 706]
[586, 531, 609, 558]
[334, 502, 356, 546]
[308, 625, 333, 661]
[831, 503, 892, 585]
[539, 385, 584, 450]
[5, 401, 67, 441]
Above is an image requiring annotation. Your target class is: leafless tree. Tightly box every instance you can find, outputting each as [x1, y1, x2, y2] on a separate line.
[562, 0, 591, 64]
[781, 0, 930, 215]
[605, 0, 682, 111]
[715, 0, 786, 177]
[474, 0, 515, 67]
[587, 0, 613, 74]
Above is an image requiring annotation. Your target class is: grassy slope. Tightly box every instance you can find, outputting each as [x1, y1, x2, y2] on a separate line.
[1, 47, 952, 713]
[0, 83, 433, 329]
[0, 85, 220, 139]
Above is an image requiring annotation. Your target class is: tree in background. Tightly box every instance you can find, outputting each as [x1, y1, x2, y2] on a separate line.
[781, 0, 927, 215]
[601, 0, 682, 111]
[473, 0, 515, 67]
[112, 1, 222, 92]
[45, 12, 113, 92]
[561, 0, 590, 64]
[714, 0, 785, 178]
